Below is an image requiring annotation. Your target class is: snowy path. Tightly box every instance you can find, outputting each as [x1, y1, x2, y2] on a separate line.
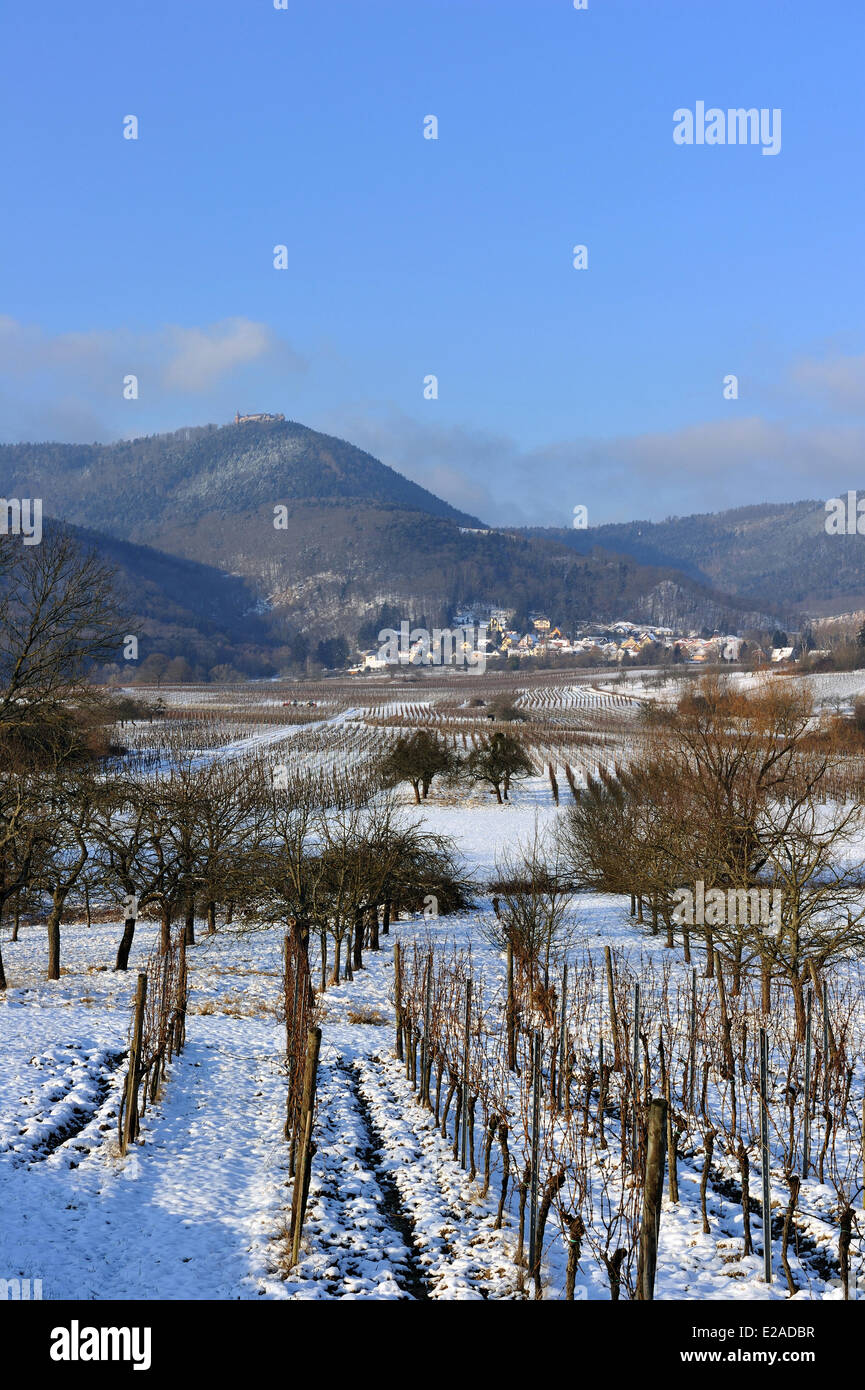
[282, 1047, 421, 1299]
[283, 1026, 519, 1300]
[1, 988, 292, 1299]
[352, 1051, 519, 1298]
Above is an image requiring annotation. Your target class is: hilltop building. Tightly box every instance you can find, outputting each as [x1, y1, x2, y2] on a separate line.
[234, 411, 285, 424]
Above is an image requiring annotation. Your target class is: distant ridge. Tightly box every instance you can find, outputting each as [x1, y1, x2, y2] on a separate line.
[523, 497, 865, 614]
[0, 416, 486, 541]
[1, 418, 788, 678]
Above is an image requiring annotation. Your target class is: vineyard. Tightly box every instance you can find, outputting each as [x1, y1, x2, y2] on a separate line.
[2, 670, 865, 1302]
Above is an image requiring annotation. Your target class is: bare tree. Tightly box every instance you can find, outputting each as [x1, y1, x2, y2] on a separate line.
[0, 773, 52, 988]
[486, 823, 574, 987]
[379, 729, 458, 803]
[0, 528, 126, 761]
[750, 791, 865, 1037]
[34, 768, 101, 979]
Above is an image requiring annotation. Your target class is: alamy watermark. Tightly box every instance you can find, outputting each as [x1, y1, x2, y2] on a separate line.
[1, 1277, 42, 1299]
[50, 1321, 151, 1371]
[825, 492, 865, 535]
[672, 880, 782, 931]
[378, 621, 487, 673]
[673, 103, 781, 156]
[1, 497, 42, 545]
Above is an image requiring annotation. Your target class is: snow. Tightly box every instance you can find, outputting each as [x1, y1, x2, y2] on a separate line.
[2, 706, 864, 1302]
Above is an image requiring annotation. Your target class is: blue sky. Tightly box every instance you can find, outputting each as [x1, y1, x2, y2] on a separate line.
[2, 0, 864, 525]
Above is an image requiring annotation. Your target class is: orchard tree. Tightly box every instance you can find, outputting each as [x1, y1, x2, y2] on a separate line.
[380, 729, 457, 803]
[35, 769, 101, 979]
[464, 732, 534, 803]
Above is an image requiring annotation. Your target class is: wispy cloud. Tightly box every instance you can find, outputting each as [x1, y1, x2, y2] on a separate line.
[0, 316, 305, 441]
[320, 406, 865, 527]
[161, 319, 301, 392]
[790, 351, 865, 413]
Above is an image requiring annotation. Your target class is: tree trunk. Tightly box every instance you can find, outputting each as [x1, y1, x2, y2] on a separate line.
[731, 945, 742, 996]
[738, 1143, 753, 1256]
[184, 895, 195, 947]
[115, 915, 138, 971]
[781, 1175, 800, 1297]
[291, 918, 314, 1005]
[791, 971, 806, 1042]
[506, 941, 517, 1070]
[761, 960, 772, 1016]
[604, 944, 621, 1070]
[700, 1128, 715, 1234]
[160, 907, 172, 954]
[495, 1122, 510, 1229]
[369, 904, 380, 951]
[839, 1204, 853, 1300]
[533, 1168, 566, 1297]
[206, 900, 216, 935]
[328, 934, 342, 986]
[605, 1248, 626, 1301]
[714, 952, 735, 1080]
[564, 1214, 585, 1300]
[292, 916, 310, 961]
[382, 898, 391, 936]
[47, 900, 62, 980]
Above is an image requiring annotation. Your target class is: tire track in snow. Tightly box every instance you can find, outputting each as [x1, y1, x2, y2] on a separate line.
[1, 1045, 126, 1166]
[352, 1053, 519, 1300]
[290, 1049, 424, 1299]
[337, 1060, 429, 1300]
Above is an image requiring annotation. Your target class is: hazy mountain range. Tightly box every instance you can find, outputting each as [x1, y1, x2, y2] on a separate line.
[524, 498, 864, 615]
[3, 417, 845, 678]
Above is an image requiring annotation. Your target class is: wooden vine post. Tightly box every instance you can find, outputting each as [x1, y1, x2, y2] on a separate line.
[121, 972, 147, 1155]
[290, 1026, 322, 1269]
[393, 941, 404, 1062]
[636, 1097, 667, 1300]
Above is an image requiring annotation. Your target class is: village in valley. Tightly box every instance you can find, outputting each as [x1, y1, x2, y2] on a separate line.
[354, 606, 798, 674]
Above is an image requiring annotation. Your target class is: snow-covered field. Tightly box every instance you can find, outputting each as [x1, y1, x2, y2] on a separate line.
[627, 667, 865, 713]
[3, 694, 864, 1302]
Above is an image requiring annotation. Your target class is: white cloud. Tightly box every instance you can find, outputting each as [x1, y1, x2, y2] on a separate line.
[791, 352, 865, 412]
[0, 315, 302, 400]
[161, 318, 288, 391]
